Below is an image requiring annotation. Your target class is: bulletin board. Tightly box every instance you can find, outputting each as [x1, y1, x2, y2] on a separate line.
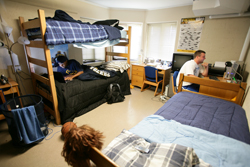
[177, 17, 205, 53]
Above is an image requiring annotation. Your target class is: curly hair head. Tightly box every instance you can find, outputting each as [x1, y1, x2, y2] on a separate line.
[62, 125, 105, 167]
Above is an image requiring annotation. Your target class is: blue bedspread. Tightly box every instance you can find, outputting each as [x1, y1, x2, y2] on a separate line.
[129, 115, 250, 167]
[154, 92, 250, 144]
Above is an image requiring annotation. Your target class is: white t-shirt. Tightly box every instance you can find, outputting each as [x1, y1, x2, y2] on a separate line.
[176, 60, 204, 87]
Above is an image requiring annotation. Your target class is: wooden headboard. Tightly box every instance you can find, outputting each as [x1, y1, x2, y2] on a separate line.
[177, 73, 246, 106]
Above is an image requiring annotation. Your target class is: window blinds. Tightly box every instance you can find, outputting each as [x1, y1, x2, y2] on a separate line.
[146, 22, 177, 61]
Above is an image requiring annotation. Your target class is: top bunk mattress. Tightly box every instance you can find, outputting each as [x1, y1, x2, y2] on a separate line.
[26, 10, 125, 46]
[154, 91, 250, 144]
[27, 19, 122, 46]
[45, 19, 109, 45]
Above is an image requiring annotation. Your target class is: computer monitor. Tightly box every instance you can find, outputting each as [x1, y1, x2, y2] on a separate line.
[171, 53, 193, 72]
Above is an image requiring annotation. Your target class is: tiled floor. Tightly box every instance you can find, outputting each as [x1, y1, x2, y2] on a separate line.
[0, 87, 167, 167]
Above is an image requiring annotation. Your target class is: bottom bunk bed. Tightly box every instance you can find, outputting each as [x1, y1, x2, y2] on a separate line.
[18, 9, 132, 125]
[84, 74, 250, 167]
[38, 69, 131, 124]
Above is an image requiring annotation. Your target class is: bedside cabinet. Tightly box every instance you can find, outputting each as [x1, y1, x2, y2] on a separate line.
[0, 78, 21, 120]
[131, 64, 144, 88]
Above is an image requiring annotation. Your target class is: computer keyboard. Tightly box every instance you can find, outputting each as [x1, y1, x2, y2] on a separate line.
[209, 76, 220, 81]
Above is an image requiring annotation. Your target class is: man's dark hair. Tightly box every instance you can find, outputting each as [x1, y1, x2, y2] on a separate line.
[57, 56, 68, 63]
[194, 50, 206, 58]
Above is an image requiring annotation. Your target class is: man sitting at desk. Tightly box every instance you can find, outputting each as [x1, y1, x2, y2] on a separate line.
[57, 56, 84, 81]
[176, 50, 209, 92]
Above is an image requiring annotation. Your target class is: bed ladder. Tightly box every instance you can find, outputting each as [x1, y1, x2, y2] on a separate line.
[105, 26, 131, 79]
[18, 9, 61, 124]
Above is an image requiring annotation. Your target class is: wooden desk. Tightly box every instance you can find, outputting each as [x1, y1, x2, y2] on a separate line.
[199, 76, 238, 99]
[131, 63, 171, 94]
[0, 78, 20, 120]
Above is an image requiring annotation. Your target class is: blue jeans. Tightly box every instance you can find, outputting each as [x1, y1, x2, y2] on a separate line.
[182, 84, 200, 92]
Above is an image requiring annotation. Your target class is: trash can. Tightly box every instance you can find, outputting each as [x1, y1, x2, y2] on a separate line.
[1, 94, 48, 146]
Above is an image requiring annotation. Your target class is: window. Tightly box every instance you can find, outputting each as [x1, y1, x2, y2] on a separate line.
[146, 22, 177, 61]
[113, 23, 143, 61]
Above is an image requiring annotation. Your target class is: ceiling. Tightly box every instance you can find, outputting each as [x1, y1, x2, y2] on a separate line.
[81, 0, 194, 10]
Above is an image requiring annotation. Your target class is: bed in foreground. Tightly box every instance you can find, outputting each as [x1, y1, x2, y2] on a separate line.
[87, 74, 250, 167]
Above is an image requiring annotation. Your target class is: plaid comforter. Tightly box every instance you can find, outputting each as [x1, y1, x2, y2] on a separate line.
[102, 130, 211, 167]
[45, 19, 109, 45]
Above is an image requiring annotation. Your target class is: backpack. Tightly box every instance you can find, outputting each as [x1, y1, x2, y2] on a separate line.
[105, 83, 125, 104]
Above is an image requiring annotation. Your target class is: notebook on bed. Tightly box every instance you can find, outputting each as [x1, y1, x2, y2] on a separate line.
[53, 72, 71, 83]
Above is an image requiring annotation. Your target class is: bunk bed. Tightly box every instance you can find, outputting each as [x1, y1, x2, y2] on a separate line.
[18, 9, 131, 125]
[88, 74, 250, 167]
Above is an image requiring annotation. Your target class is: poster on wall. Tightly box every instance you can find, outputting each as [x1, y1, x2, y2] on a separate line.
[50, 44, 69, 67]
[177, 17, 205, 53]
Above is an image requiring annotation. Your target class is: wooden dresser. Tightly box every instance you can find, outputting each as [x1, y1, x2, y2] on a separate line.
[131, 64, 144, 88]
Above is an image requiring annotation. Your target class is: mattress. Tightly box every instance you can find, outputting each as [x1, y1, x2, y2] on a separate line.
[154, 91, 250, 144]
[38, 71, 131, 123]
[129, 115, 250, 167]
[26, 19, 124, 46]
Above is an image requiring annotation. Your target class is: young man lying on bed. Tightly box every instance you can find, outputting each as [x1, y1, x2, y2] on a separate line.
[176, 50, 209, 92]
[57, 55, 120, 81]
[57, 56, 84, 81]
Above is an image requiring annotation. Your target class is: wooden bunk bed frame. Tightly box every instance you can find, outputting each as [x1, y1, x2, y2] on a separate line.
[18, 9, 131, 125]
[177, 73, 247, 106]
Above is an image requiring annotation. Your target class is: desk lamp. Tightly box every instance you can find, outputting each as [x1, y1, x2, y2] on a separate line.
[0, 24, 30, 73]
[0, 24, 30, 95]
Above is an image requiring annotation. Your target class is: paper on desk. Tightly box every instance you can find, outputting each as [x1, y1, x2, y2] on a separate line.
[214, 61, 225, 68]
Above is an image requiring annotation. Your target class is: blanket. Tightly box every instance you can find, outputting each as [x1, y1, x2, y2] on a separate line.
[154, 91, 250, 144]
[129, 115, 250, 167]
[10, 106, 45, 145]
[37, 71, 130, 123]
[45, 19, 109, 45]
[56, 71, 131, 123]
[78, 65, 117, 81]
[103, 130, 210, 167]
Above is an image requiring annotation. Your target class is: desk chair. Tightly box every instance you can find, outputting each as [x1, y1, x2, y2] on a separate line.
[141, 66, 163, 96]
[171, 71, 179, 95]
[0, 89, 6, 120]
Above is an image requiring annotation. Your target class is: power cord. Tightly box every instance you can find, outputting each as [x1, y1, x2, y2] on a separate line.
[16, 71, 28, 95]
[151, 94, 169, 103]
[231, 67, 243, 83]
[8, 82, 19, 108]
[44, 117, 62, 140]
[16, 70, 32, 80]
[160, 94, 170, 102]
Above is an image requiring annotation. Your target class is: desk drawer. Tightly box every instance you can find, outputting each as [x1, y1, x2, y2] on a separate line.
[4, 86, 18, 95]
[131, 75, 143, 87]
[132, 70, 143, 77]
[133, 66, 144, 72]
